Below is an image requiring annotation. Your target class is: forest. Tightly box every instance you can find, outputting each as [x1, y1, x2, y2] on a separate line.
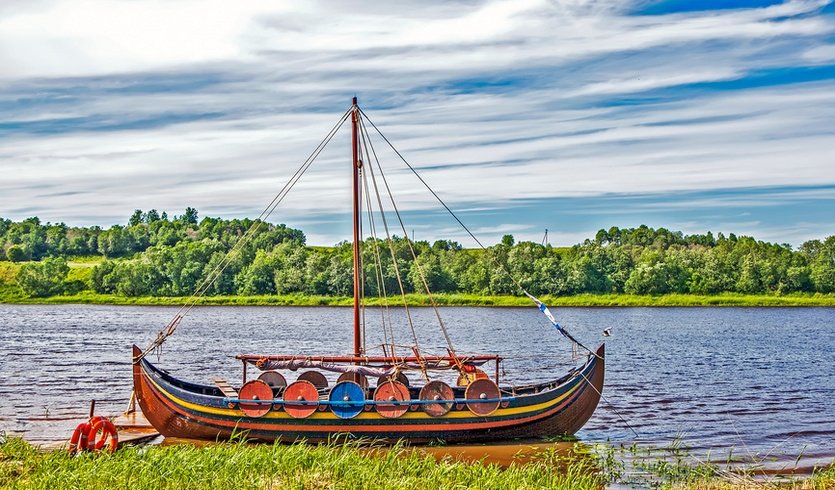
[1, 208, 834, 299]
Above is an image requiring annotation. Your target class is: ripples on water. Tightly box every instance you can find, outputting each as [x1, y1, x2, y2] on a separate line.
[1, 304, 833, 470]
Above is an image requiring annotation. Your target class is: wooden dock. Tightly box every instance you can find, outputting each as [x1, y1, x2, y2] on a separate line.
[111, 411, 160, 446]
[41, 411, 159, 451]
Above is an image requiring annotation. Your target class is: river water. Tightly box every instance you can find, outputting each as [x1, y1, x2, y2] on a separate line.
[1, 304, 833, 472]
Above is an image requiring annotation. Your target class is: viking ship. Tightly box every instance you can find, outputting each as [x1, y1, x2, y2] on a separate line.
[131, 98, 605, 443]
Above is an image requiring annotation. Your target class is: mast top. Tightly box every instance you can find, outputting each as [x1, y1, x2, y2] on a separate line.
[352, 96, 357, 106]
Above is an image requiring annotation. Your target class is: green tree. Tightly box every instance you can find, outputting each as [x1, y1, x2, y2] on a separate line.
[98, 225, 135, 257]
[115, 259, 163, 296]
[91, 260, 124, 294]
[409, 252, 455, 293]
[272, 242, 308, 294]
[143, 209, 161, 223]
[807, 236, 835, 292]
[129, 209, 143, 227]
[16, 257, 69, 297]
[624, 251, 688, 295]
[6, 245, 27, 262]
[238, 250, 279, 295]
[181, 207, 199, 225]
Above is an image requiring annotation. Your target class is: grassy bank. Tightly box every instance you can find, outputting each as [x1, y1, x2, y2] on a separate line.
[1, 290, 834, 307]
[2, 437, 833, 489]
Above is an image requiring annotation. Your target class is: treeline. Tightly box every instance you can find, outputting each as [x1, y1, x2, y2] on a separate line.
[1, 210, 834, 298]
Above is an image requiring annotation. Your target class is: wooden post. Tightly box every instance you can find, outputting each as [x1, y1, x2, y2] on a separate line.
[124, 390, 136, 414]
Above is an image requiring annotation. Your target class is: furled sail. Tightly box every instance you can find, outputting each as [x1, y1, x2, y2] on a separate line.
[250, 357, 491, 376]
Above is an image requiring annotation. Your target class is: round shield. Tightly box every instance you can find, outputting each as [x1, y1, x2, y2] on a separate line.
[376, 371, 409, 387]
[336, 372, 368, 389]
[297, 370, 328, 389]
[329, 381, 365, 419]
[456, 368, 489, 387]
[373, 380, 410, 418]
[419, 380, 454, 417]
[465, 378, 501, 416]
[238, 379, 273, 418]
[283, 380, 319, 419]
[258, 371, 287, 395]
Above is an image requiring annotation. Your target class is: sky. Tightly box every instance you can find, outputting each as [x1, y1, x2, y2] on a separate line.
[0, 0, 834, 247]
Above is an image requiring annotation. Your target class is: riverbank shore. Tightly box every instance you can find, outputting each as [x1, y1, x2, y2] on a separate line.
[1, 288, 834, 307]
[1, 437, 833, 489]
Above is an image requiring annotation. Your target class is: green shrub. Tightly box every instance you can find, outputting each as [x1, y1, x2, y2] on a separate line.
[15, 257, 69, 297]
[6, 245, 27, 262]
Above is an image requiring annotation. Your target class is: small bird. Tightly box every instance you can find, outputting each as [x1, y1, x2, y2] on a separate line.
[602, 328, 611, 337]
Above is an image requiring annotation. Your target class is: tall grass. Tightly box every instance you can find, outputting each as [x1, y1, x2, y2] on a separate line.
[615, 438, 835, 489]
[2, 437, 833, 489]
[0, 437, 608, 490]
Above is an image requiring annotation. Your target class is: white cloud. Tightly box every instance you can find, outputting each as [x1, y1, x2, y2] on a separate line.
[803, 43, 835, 62]
[0, 0, 831, 81]
[0, 0, 279, 78]
[0, 0, 834, 247]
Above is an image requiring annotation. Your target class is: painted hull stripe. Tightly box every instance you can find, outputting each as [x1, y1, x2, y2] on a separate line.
[143, 366, 584, 421]
[139, 363, 595, 434]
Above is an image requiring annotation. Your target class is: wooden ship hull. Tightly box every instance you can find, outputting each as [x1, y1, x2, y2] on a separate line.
[132, 344, 604, 443]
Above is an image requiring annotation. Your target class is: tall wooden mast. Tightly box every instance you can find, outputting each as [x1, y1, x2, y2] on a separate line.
[351, 97, 362, 356]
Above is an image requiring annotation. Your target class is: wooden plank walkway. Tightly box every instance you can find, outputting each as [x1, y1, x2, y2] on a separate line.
[40, 411, 159, 451]
[111, 411, 160, 445]
[213, 377, 239, 398]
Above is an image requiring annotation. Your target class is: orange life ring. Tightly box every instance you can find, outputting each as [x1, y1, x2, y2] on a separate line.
[86, 416, 119, 452]
[68, 422, 90, 454]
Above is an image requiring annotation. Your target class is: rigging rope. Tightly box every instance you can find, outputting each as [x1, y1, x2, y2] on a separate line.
[358, 115, 460, 363]
[358, 108, 596, 357]
[136, 108, 352, 362]
[357, 116, 428, 380]
[362, 168, 398, 360]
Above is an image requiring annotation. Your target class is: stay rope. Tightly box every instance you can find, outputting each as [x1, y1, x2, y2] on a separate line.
[357, 117, 429, 380]
[361, 167, 398, 360]
[359, 108, 596, 357]
[136, 108, 352, 362]
[358, 115, 461, 366]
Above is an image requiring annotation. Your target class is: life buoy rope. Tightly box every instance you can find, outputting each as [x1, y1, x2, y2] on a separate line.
[67, 422, 90, 454]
